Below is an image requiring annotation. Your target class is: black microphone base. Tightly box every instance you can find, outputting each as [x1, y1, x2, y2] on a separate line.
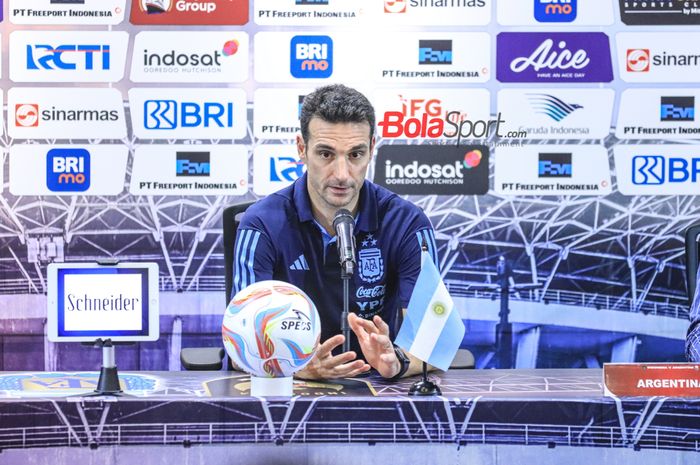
[408, 379, 441, 396]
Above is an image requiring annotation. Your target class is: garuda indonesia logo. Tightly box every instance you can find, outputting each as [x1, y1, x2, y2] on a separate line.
[358, 234, 384, 283]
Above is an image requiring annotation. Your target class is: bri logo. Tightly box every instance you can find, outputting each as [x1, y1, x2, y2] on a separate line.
[46, 148, 90, 192]
[534, 0, 576, 23]
[290, 35, 333, 79]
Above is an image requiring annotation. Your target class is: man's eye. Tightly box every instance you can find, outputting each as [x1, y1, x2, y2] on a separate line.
[350, 151, 365, 159]
[319, 151, 332, 159]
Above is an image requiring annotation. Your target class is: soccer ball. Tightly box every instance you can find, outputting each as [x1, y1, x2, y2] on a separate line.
[222, 281, 321, 378]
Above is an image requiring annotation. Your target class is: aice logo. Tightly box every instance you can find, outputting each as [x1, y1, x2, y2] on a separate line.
[176, 151, 210, 176]
[538, 152, 572, 178]
[418, 40, 452, 65]
[384, 0, 407, 13]
[270, 156, 305, 182]
[27, 44, 111, 71]
[527, 93, 582, 122]
[144, 100, 233, 130]
[626, 49, 650, 72]
[290, 35, 332, 78]
[534, 0, 576, 23]
[497, 33, 613, 83]
[660, 97, 695, 122]
[15, 104, 39, 127]
[510, 39, 589, 73]
[632, 155, 700, 185]
[46, 148, 90, 192]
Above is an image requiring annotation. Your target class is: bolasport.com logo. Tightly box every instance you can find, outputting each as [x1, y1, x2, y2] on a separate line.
[378, 105, 526, 142]
[130, 0, 248, 25]
[373, 144, 489, 195]
[46, 148, 90, 192]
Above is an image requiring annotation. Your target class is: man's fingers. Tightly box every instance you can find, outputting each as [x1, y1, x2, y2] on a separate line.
[325, 350, 358, 367]
[348, 313, 370, 340]
[370, 332, 393, 352]
[330, 361, 371, 378]
[316, 334, 345, 358]
[372, 315, 391, 336]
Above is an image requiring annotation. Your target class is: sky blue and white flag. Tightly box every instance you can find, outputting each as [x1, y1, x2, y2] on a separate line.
[395, 250, 465, 371]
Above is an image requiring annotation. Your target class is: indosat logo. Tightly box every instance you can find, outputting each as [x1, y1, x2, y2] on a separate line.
[141, 39, 240, 72]
[46, 148, 90, 192]
[384, 149, 483, 185]
[290, 35, 333, 79]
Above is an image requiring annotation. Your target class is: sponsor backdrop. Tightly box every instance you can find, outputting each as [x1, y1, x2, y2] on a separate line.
[0, 0, 698, 376]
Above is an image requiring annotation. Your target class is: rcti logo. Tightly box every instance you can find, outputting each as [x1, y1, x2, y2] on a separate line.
[384, 0, 407, 13]
[418, 40, 452, 65]
[270, 156, 305, 182]
[26, 44, 111, 71]
[626, 49, 650, 72]
[144, 100, 234, 130]
[534, 0, 577, 23]
[15, 104, 40, 127]
[46, 148, 90, 192]
[290, 35, 333, 79]
[176, 151, 210, 177]
[660, 97, 695, 122]
[538, 152, 572, 178]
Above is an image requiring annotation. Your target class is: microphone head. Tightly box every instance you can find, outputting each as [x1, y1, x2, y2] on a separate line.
[332, 209, 354, 229]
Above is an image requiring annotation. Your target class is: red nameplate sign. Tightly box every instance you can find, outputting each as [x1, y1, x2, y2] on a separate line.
[604, 363, 700, 397]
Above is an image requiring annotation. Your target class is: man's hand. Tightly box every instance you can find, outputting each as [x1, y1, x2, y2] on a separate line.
[348, 313, 401, 379]
[294, 334, 371, 380]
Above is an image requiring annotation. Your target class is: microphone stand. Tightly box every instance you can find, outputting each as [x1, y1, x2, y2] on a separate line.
[341, 260, 353, 353]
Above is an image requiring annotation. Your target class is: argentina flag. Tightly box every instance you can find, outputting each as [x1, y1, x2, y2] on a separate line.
[395, 250, 465, 371]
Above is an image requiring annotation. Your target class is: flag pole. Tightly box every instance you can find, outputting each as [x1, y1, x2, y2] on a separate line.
[408, 239, 441, 397]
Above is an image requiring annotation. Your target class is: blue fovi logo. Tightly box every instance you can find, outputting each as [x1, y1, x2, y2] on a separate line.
[534, 0, 576, 23]
[46, 148, 90, 192]
[290, 35, 333, 79]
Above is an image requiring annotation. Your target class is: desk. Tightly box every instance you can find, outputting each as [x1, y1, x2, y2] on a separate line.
[0, 369, 698, 465]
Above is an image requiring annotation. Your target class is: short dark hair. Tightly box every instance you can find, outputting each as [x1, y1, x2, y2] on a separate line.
[300, 84, 376, 144]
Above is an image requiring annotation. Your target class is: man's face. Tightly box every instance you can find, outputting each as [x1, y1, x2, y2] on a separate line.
[298, 117, 374, 214]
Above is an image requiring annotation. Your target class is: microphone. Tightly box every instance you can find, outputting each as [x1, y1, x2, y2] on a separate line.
[332, 209, 356, 277]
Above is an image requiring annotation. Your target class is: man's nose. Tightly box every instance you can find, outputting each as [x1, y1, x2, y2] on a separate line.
[331, 155, 351, 181]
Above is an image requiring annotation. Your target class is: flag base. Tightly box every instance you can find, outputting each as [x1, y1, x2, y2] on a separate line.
[408, 379, 441, 396]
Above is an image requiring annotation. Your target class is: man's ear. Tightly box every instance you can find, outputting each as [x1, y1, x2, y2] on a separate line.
[297, 134, 307, 162]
